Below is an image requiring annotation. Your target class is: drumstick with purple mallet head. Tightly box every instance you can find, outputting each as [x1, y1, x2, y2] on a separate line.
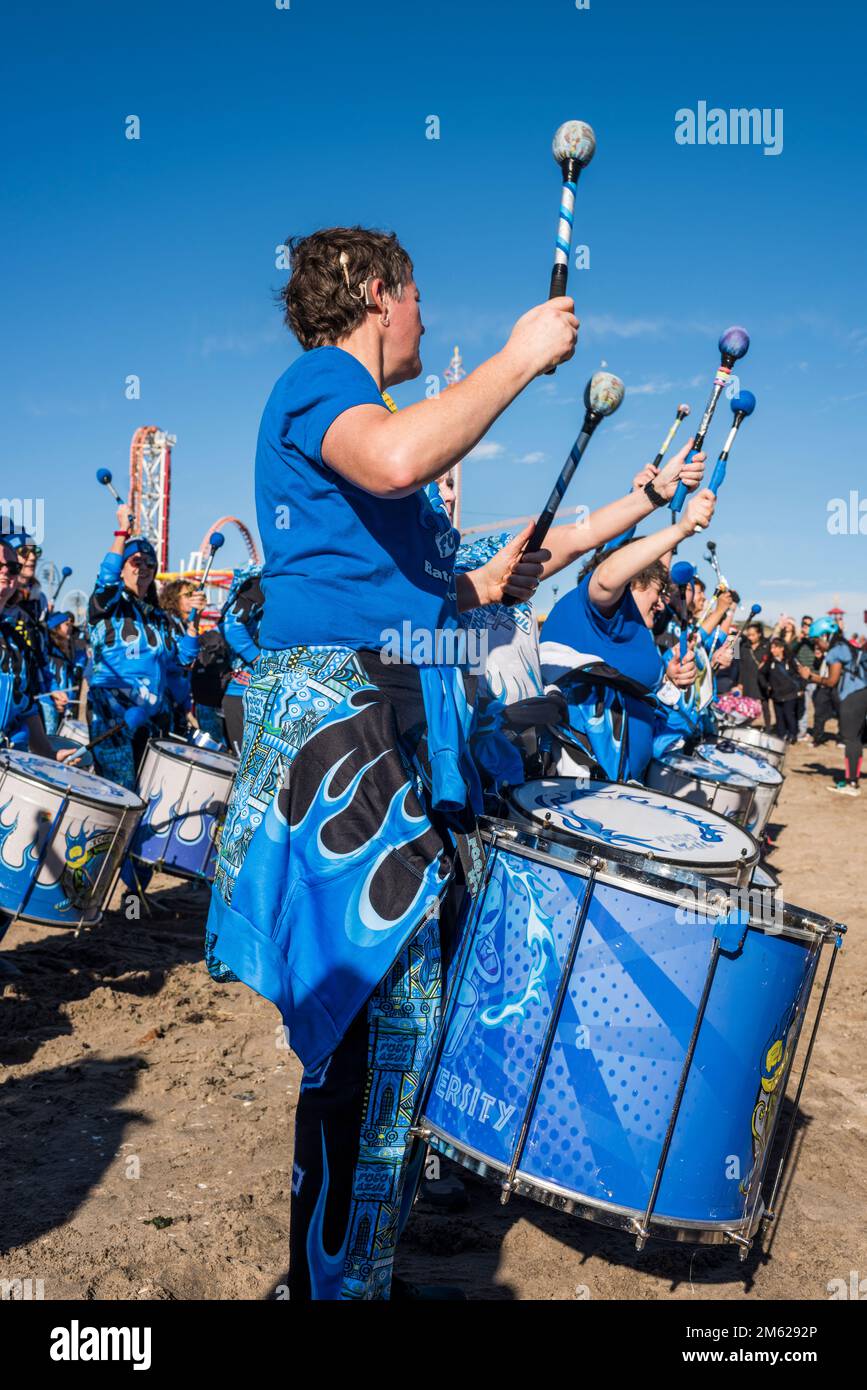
[192, 530, 225, 630]
[670, 326, 750, 516]
[543, 119, 596, 374]
[503, 371, 624, 606]
[52, 566, 73, 603]
[96, 468, 132, 529]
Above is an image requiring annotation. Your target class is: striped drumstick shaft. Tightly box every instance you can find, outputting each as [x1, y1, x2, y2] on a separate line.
[549, 163, 578, 299]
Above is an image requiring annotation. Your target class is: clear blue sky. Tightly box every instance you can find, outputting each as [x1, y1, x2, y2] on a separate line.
[3, 0, 865, 629]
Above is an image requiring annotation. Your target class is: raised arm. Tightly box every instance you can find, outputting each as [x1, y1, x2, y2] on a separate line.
[589, 489, 717, 616]
[322, 300, 578, 497]
[541, 438, 706, 578]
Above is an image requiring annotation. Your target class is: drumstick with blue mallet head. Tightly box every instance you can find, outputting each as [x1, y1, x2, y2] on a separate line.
[52, 566, 73, 603]
[96, 468, 133, 529]
[192, 530, 225, 630]
[543, 120, 596, 374]
[698, 390, 756, 529]
[503, 371, 624, 606]
[670, 326, 750, 519]
[670, 559, 696, 661]
[735, 602, 762, 644]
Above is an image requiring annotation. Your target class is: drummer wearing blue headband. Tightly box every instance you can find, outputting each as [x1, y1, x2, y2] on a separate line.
[204, 224, 578, 1302]
[86, 508, 203, 788]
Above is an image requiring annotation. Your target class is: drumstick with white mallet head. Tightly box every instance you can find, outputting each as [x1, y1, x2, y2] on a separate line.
[192, 530, 225, 630]
[503, 371, 624, 607]
[96, 468, 133, 529]
[670, 326, 750, 516]
[543, 119, 596, 374]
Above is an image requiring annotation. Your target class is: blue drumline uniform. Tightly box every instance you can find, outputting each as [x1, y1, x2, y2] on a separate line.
[205, 346, 478, 1300]
[86, 548, 199, 789]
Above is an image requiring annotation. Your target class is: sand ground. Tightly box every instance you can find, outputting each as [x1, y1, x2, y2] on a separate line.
[1, 740, 864, 1301]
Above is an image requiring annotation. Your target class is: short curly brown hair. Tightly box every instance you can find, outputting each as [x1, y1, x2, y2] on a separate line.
[277, 226, 414, 349]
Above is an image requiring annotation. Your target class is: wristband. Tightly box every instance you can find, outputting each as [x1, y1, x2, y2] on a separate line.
[114, 530, 130, 538]
[644, 479, 667, 508]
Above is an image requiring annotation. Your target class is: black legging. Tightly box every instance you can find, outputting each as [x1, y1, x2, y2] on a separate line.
[221, 693, 244, 756]
[812, 684, 840, 743]
[775, 698, 798, 742]
[838, 686, 867, 782]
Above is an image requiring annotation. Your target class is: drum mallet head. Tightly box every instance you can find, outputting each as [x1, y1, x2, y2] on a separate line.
[208, 530, 225, 553]
[197, 530, 226, 595]
[718, 325, 750, 362]
[730, 388, 756, 420]
[670, 560, 696, 589]
[552, 120, 596, 169]
[585, 370, 625, 420]
[61, 564, 72, 577]
[676, 403, 691, 419]
[96, 467, 125, 505]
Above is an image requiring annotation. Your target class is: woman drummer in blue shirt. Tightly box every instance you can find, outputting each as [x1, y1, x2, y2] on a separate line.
[86, 509, 204, 789]
[205, 225, 576, 1301]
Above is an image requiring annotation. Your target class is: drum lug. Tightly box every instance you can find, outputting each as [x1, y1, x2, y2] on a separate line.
[409, 1124, 432, 1143]
[632, 1223, 650, 1252]
[725, 1230, 752, 1261]
[499, 1180, 514, 1206]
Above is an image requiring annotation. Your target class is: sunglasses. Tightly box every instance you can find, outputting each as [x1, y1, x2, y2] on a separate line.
[126, 554, 156, 569]
[18, 545, 41, 560]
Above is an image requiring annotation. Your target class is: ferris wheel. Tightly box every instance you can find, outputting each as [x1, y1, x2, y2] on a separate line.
[63, 589, 89, 629]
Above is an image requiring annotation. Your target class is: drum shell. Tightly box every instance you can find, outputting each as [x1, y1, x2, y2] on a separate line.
[645, 758, 756, 828]
[727, 726, 786, 771]
[696, 743, 783, 838]
[0, 753, 143, 927]
[422, 826, 830, 1238]
[57, 716, 90, 747]
[131, 740, 238, 881]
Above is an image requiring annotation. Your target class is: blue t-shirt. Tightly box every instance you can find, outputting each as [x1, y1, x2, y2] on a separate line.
[542, 573, 663, 779]
[826, 640, 867, 701]
[255, 346, 458, 651]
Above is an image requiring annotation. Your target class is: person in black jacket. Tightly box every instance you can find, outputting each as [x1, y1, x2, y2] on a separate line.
[765, 636, 801, 742]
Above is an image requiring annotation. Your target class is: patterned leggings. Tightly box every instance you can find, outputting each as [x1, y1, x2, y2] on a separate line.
[290, 911, 442, 1301]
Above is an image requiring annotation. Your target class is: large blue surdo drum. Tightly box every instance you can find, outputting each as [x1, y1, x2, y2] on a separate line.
[419, 780, 841, 1253]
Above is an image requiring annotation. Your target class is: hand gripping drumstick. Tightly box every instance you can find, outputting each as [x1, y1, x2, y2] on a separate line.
[707, 389, 756, 499]
[96, 468, 132, 528]
[503, 372, 624, 608]
[602, 403, 694, 551]
[670, 326, 750, 515]
[670, 559, 695, 661]
[544, 120, 596, 374]
[192, 530, 225, 630]
[52, 565, 73, 603]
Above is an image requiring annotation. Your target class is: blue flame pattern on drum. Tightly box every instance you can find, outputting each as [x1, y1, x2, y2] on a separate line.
[0, 797, 113, 924]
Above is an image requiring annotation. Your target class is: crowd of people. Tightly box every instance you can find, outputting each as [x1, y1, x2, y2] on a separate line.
[2, 225, 866, 1300]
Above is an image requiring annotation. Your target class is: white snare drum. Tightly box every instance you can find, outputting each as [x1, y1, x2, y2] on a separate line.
[131, 740, 238, 881]
[646, 754, 757, 827]
[0, 750, 144, 929]
[696, 741, 783, 838]
[508, 778, 758, 886]
[57, 716, 90, 747]
[726, 726, 787, 771]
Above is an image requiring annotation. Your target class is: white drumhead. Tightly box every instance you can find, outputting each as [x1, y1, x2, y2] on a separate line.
[0, 750, 142, 807]
[697, 741, 783, 787]
[658, 753, 757, 790]
[150, 739, 238, 776]
[509, 778, 756, 867]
